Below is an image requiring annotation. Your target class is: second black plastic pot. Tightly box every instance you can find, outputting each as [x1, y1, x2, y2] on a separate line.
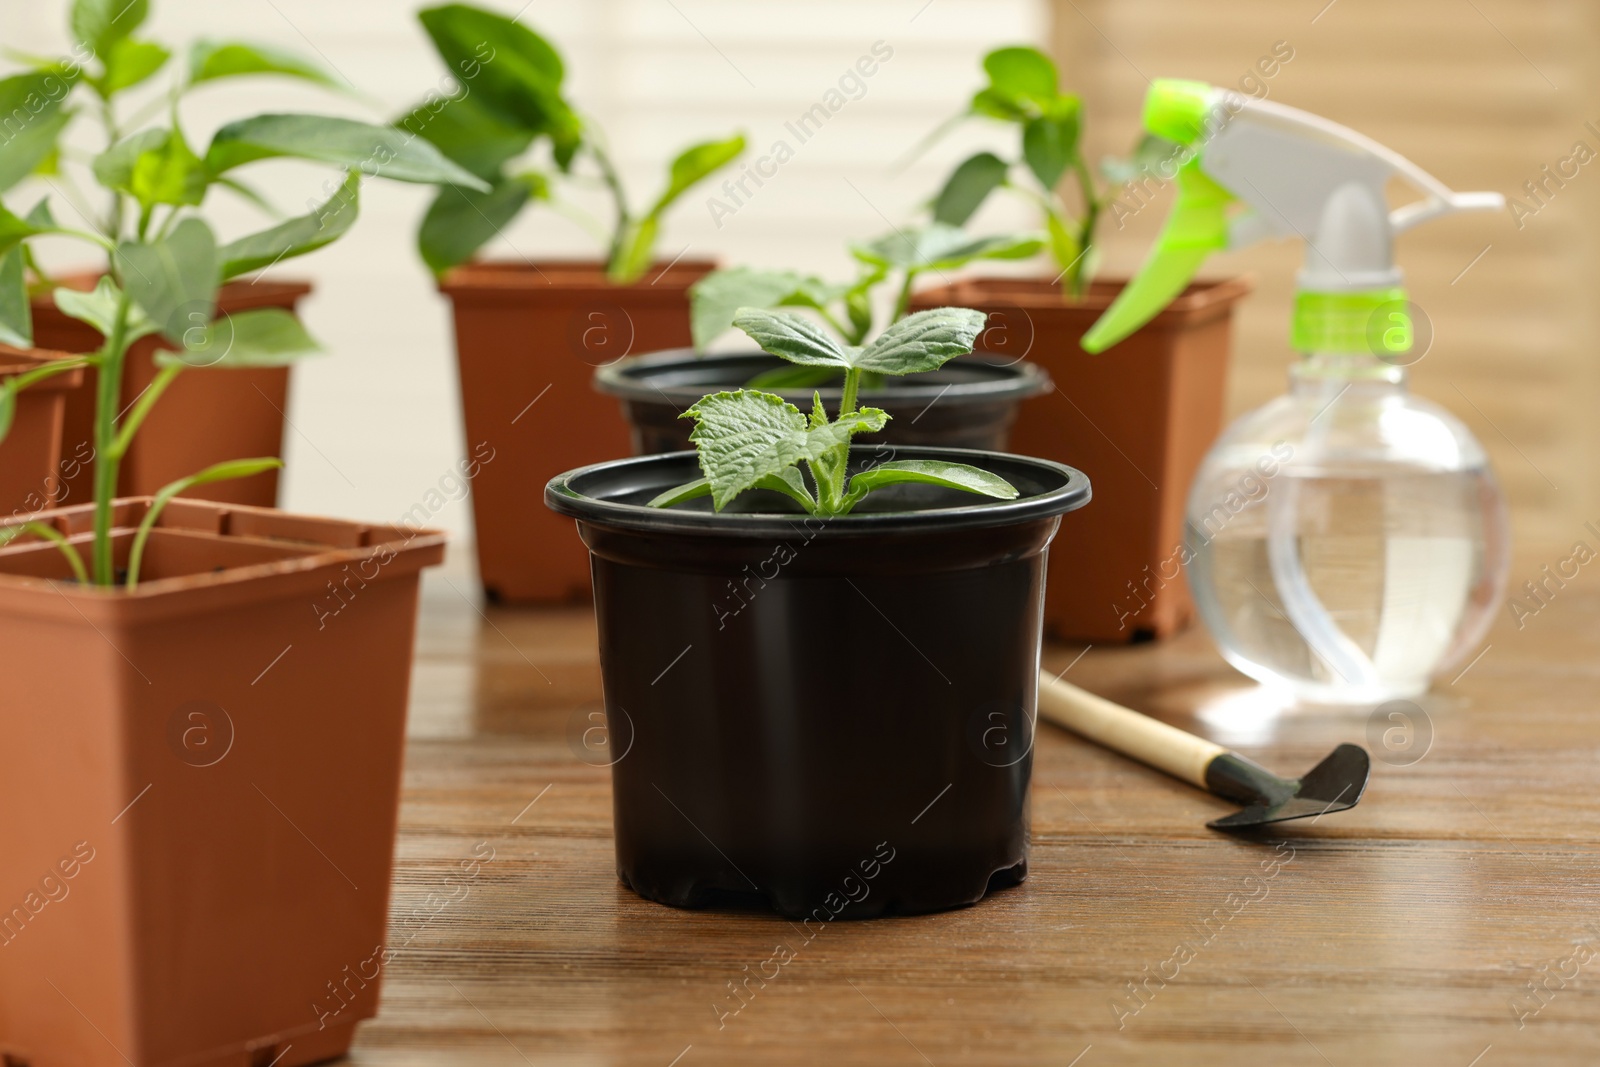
[546, 446, 1090, 919]
[593, 349, 1051, 455]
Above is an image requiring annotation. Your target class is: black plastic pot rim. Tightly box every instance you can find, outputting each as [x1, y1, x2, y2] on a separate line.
[592, 348, 1051, 405]
[545, 445, 1091, 539]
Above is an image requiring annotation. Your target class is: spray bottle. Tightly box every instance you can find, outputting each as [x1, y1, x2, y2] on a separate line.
[1082, 80, 1509, 704]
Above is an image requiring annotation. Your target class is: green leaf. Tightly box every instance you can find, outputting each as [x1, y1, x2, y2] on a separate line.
[689, 267, 833, 351]
[854, 306, 986, 376]
[731, 307, 854, 369]
[53, 276, 156, 342]
[646, 476, 712, 509]
[843, 459, 1017, 512]
[970, 87, 1028, 122]
[646, 134, 746, 219]
[417, 3, 577, 141]
[0, 520, 88, 584]
[206, 114, 490, 190]
[0, 200, 45, 260]
[100, 38, 169, 94]
[126, 457, 282, 588]
[1045, 210, 1081, 277]
[0, 72, 75, 192]
[851, 222, 1044, 274]
[116, 217, 219, 343]
[188, 40, 342, 89]
[606, 215, 659, 284]
[757, 467, 817, 510]
[0, 247, 31, 347]
[153, 307, 320, 369]
[744, 364, 840, 391]
[1022, 108, 1079, 192]
[417, 175, 537, 275]
[683, 389, 884, 510]
[397, 90, 534, 183]
[933, 151, 1009, 227]
[219, 169, 360, 280]
[93, 127, 207, 210]
[71, 0, 150, 56]
[982, 46, 1058, 107]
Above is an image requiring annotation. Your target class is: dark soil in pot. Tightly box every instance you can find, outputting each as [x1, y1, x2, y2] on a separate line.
[547, 446, 1090, 919]
[594, 348, 1050, 455]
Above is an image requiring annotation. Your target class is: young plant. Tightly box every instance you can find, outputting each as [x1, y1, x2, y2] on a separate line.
[918, 45, 1170, 298]
[688, 221, 1041, 389]
[405, 2, 746, 283]
[649, 306, 1018, 516]
[0, 0, 482, 587]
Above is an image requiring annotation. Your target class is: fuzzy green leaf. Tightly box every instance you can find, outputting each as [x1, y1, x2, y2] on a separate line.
[689, 267, 835, 351]
[116, 217, 219, 343]
[731, 307, 854, 368]
[188, 40, 343, 89]
[854, 306, 986, 376]
[219, 169, 360, 280]
[206, 113, 489, 190]
[153, 308, 320, 369]
[844, 459, 1017, 511]
[851, 222, 1043, 273]
[933, 151, 1009, 226]
[683, 389, 886, 510]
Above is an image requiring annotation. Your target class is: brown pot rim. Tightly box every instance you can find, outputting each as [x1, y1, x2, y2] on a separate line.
[0, 497, 444, 624]
[438, 257, 719, 298]
[0, 344, 84, 390]
[913, 272, 1253, 323]
[29, 272, 313, 315]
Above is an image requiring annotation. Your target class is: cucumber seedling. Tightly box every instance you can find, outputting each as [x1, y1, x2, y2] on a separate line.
[649, 306, 1018, 516]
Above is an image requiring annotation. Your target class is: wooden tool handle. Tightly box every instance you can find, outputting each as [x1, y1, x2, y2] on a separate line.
[1036, 670, 1226, 790]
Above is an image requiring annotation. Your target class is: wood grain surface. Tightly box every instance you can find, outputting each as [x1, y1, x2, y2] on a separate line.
[342, 556, 1600, 1066]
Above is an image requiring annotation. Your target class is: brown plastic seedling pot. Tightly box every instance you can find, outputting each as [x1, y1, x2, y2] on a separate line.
[440, 258, 715, 603]
[0, 498, 443, 1067]
[30, 275, 312, 509]
[910, 276, 1251, 642]
[0, 346, 84, 517]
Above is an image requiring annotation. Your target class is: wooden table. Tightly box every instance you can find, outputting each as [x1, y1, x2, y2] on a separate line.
[352, 556, 1600, 1066]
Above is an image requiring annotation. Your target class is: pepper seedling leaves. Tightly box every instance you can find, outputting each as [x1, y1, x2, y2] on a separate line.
[981, 46, 1059, 110]
[52, 276, 157, 343]
[682, 389, 887, 510]
[99, 38, 170, 95]
[850, 222, 1042, 274]
[0, 71, 75, 193]
[0, 247, 30, 347]
[188, 40, 344, 90]
[125, 457, 284, 589]
[417, 3, 577, 142]
[219, 169, 360, 280]
[206, 114, 489, 190]
[71, 0, 150, 58]
[417, 172, 545, 275]
[397, 90, 535, 184]
[1021, 98, 1081, 192]
[153, 308, 321, 370]
[94, 126, 207, 211]
[116, 217, 220, 344]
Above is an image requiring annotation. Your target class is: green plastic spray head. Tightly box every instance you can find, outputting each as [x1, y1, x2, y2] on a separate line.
[1081, 81, 1234, 355]
[1081, 79, 1503, 356]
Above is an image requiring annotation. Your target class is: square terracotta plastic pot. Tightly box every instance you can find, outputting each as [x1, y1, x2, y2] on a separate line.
[910, 276, 1250, 642]
[30, 275, 312, 509]
[440, 258, 714, 603]
[0, 345, 84, 517]
[0, 498, 443, 1067]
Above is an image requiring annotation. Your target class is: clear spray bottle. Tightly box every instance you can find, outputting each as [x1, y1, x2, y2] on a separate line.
[1082, 81, 1510, 704]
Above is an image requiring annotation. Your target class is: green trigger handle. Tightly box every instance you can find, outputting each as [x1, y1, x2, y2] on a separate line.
[1081, 81, 1234, 354]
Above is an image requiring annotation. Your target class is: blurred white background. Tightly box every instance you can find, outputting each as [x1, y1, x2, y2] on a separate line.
[2, 0, 1047, 541]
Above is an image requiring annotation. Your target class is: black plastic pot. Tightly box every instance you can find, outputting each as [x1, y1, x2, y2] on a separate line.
[593, 349, 1051, 455]
[546, 446, 1091, 919]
